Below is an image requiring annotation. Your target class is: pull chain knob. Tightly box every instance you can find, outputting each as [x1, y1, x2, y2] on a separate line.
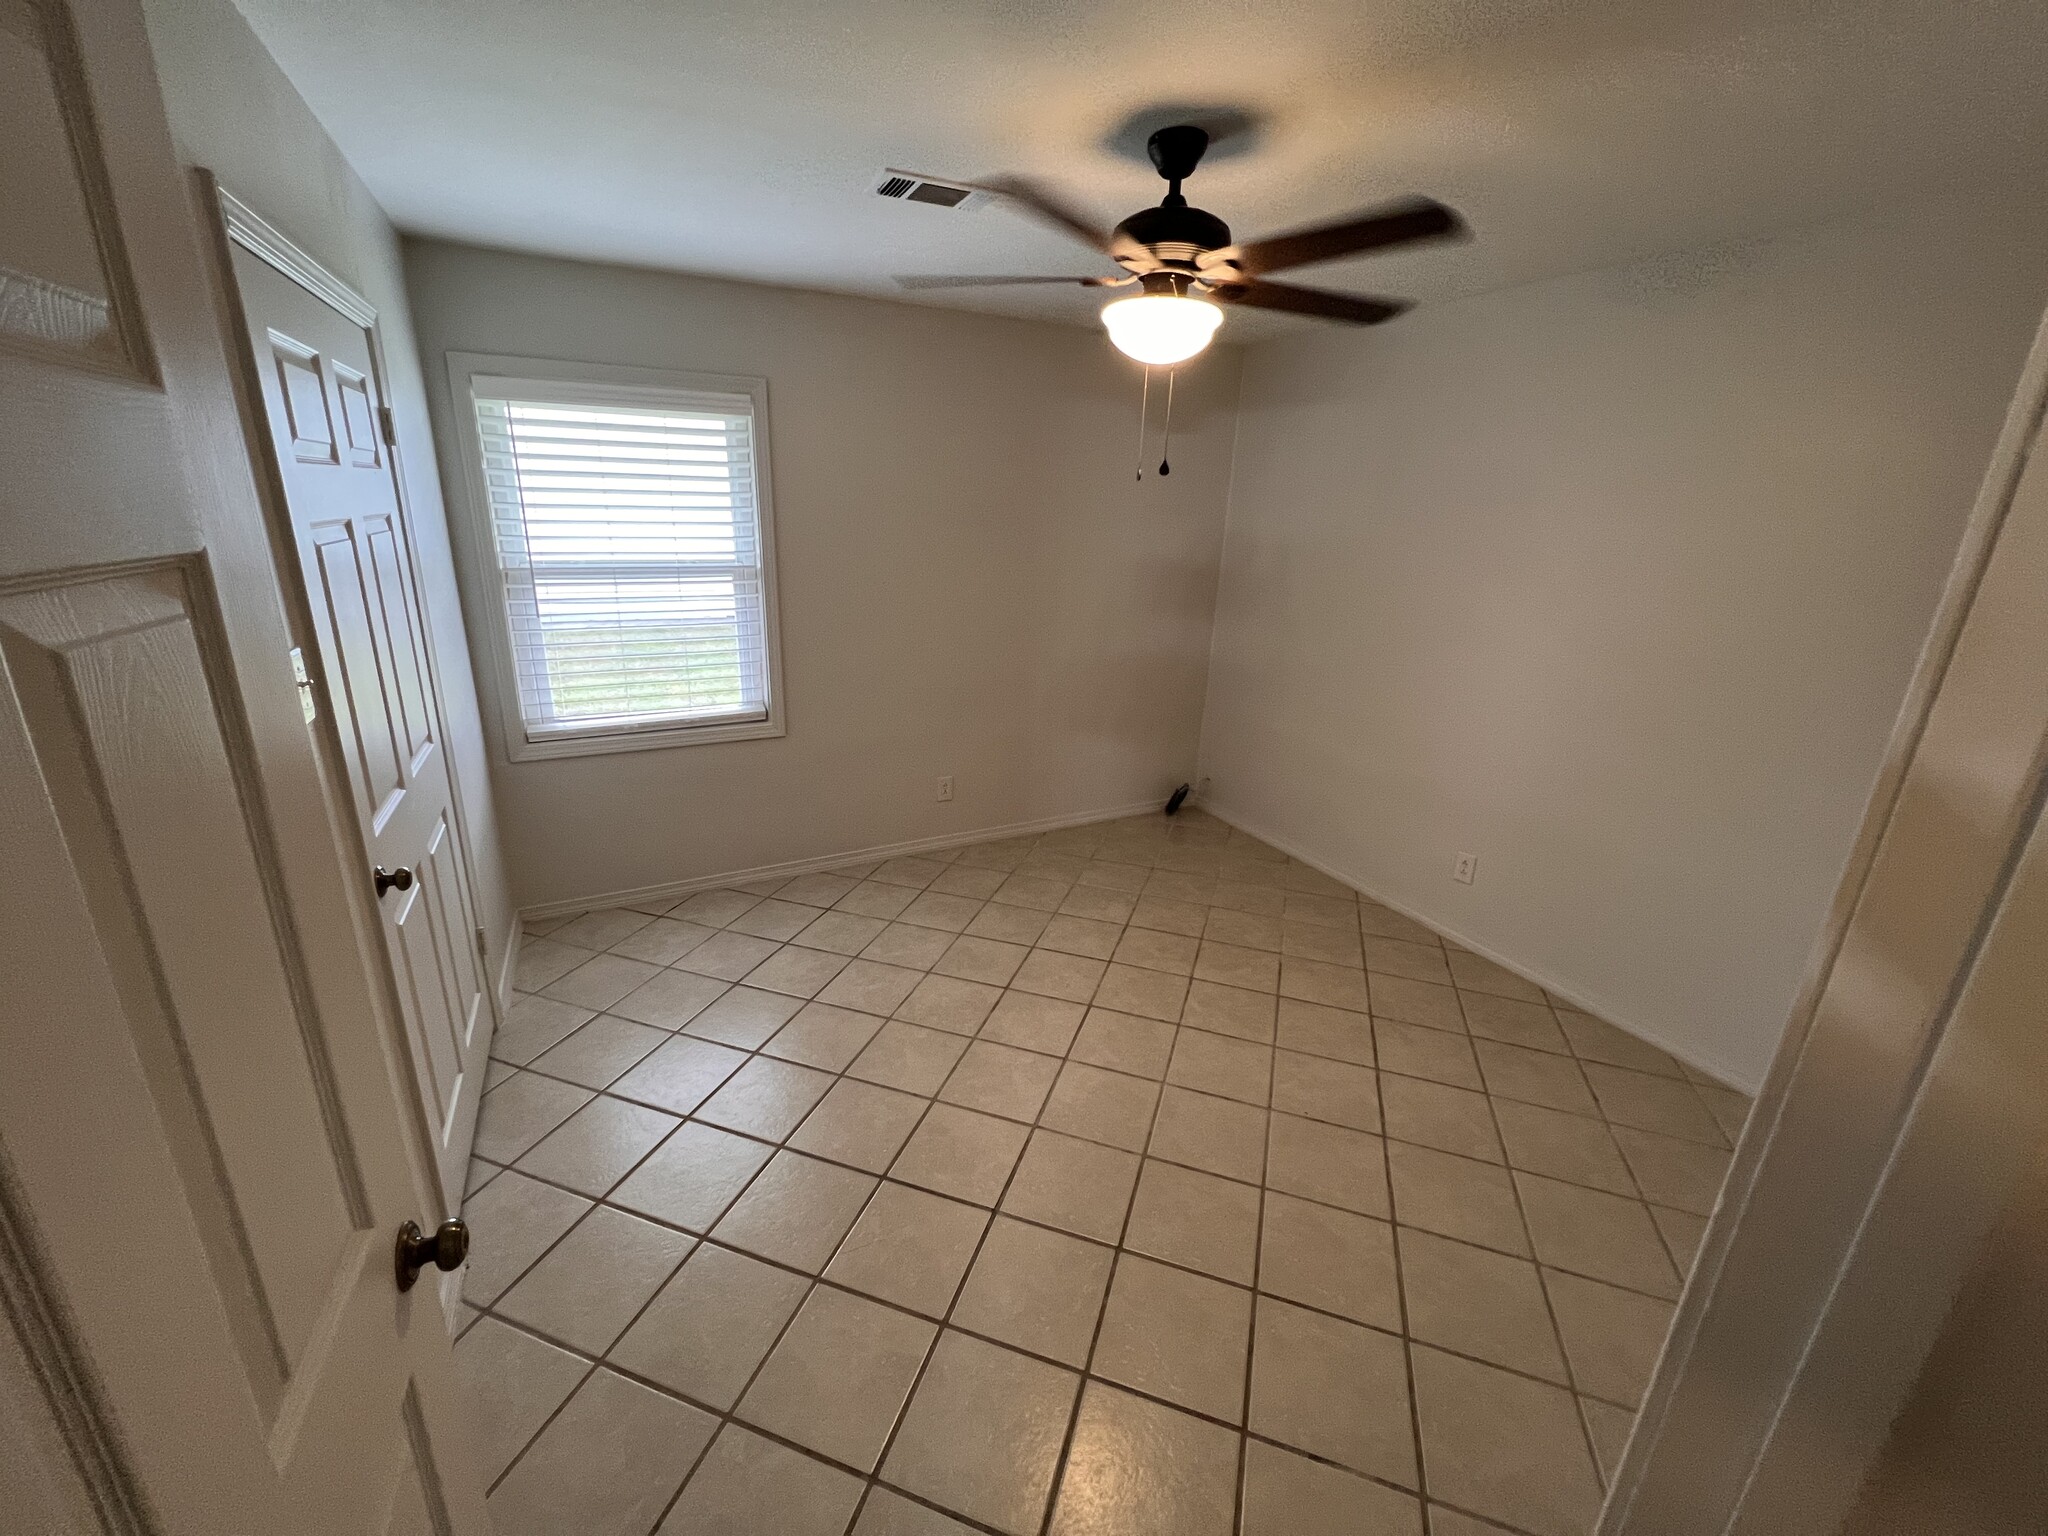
[394, 1218, 469, 1291]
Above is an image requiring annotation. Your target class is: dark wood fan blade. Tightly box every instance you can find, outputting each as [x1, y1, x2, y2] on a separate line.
[894, 274, 1123, 289]
[1208, 279, 1408, 324]
[978, 175, 1113, 253]
[1208, 197, 1466, 278]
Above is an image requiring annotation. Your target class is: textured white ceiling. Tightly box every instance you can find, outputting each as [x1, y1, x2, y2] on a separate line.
[233, 0, 2048, 338]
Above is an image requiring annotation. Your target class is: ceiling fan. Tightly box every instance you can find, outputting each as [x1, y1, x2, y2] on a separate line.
[898, 124, 1470, 366]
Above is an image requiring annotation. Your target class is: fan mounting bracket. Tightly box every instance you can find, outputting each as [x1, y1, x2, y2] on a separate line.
[1147, 125, 1211, 186]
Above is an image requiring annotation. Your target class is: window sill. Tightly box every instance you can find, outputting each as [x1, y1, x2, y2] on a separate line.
[505, 713, 785, 762]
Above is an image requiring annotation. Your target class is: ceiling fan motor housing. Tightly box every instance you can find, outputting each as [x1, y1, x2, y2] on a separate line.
[1115, 203, 1232, 271]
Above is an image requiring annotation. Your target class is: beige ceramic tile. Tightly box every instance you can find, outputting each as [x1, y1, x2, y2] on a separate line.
[1204, 908, 1282, 951]
[990, 874, 1071, 912]
[1386, 1141, 1529, 1256]
[940, 1039, 1063, 1122]
[852, 1487, 982, 1535]
[455, 1317, 589, 1482]
[1515, 1172, 1680, 1298]
[896, 973, 1004, 1035]
[1460, 993, 1569, 1053]
[497, 1206, 693, 1354]
[674, 930, 783, 983]
[1068, 1007, 1174, 1078]
[890, 1103, 1030, 1206]
[729, 896, 830, 942]
[848, 1020, 971, 1096]
[513, 938, 596, 993]
[1037, 912, 1123, 959]
[1281, 922, 1364, 968]
[1356, 902, 1438, 946]
[1411, 1346, 1603, 1536]
[681, 986, 805, 1049]
[1375, 1018, 1483, 1090]
[1583, 1063, 1728, 1145]
[882, 1332, 1080, 1536]
[836, 881, 920, 921]
[1181, 979, 1278, 1042]
[1612, 1125, 1732, 1214]
[607, 1243, 810, 1409]
[1274, 998, 1374, 1064]
[1129, 897, 1208, 938]
[488, 1368, 715, 1536]
[1367, 975, 1465, 1032]
[743, 943, 852, 1000]
[932, 863, 1009, 900]
[1112, 926, 1200, 976]
[778, 871, 862, 909]
[1010, 947, 1110, 1004]
[1048, 1383, 1239, 1536]
[1492, 1098, 1636, 1196]
[611, 1121, 772, 1231]
[1278, 957, 1371, 1012]
[1166, 1029, 1272, 1105]
[965, 902, 1055, 946]
[825, 1181, 988, 1317]
[788, 1077, 930, 1173]
[1474, 1039, 1599, 1116]
[695, 1055, 837, 1141]
[977, 990, 1087, 1056]
[1446, 951, 1545, 1002]
[1398, 1227, 1567, 1383]
[1544, 1268, 1675, 1407]
[934, 934, 1030, 986]
[1056, 885, 1136, 925]
[1040, 1062, 1163, 1153]
[608, 1035, 749, 1116]
[474, 1072, 596, 1163]
[1555, 1009, 1684, 1078]
[1270, 1050, 1379, 1132]
[1123, 1159, 1261, 1283]
[1650, 1204, 1708, 1272]
[1581, 1396, 1637, 1486]
[1147, 1085, 1267, 1183]
[529, 1015, 667, 1090]
[738, 1284, 937, 1470]
[1265, 1113, 1389, 1217]
[1092, 1254, 1251, 1421]
[1259, 1191, 1399, 1328]
[763, 1000, 885, 1072]
[493, 994, 596, 1065]
[1362, 939, 1451, 987]
[710, 1150, 878, 1272]
[872, 855, 951, 890]
[1239, 1439, 1423, 1536]
[610, 916, 721, 966]
[658, 1425, 864, 1535]
[1282, 892, 1355, 929]
[792, 909, 890, 957]
[1249, 1297, 1415, 1486]
[671, 889, 763, 928]
[1000, 1130, 1141, 1244]
[951, 1216, 1115, 1368]
[1379, 1074, 1503, 1163]
[820, 957, 928, 1016]
[459, 1170, 591, 1304]
[515, 1094, 676, 1196]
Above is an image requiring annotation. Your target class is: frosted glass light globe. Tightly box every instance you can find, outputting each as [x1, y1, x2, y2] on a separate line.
[1100, 293, 1224, 365]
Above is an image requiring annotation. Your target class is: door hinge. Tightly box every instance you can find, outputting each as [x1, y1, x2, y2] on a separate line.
[378, 405, 398, 447]
[475, 926, 490, 962]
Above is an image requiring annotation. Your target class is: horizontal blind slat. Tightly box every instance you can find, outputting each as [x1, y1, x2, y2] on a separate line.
[474, 384, 770, 738]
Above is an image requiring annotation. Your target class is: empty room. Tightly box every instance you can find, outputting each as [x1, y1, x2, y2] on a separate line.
[7, 0, 2048, 1533]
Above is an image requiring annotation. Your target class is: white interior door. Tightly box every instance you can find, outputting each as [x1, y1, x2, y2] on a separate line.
[0, 0, 486, 1528]
[214, 213, 492, 1214]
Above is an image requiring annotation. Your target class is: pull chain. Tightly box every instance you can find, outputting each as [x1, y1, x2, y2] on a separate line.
[1159, 365, 1177, 477]
[1134, 365, 1153, 481]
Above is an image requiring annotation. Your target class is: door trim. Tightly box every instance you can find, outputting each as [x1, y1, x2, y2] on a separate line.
[190, 172, 497, 1218]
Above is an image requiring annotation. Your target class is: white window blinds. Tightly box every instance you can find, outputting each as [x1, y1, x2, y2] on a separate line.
[470, 377, 771, 743]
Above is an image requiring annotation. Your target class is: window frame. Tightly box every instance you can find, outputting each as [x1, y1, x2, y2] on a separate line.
[445, 351, 786, 762]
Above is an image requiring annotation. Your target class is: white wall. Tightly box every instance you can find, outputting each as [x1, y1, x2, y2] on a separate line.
[1199, 204, 2048, 1089]
[136, 0, 513, 975]
[403, 241, 1240, 909]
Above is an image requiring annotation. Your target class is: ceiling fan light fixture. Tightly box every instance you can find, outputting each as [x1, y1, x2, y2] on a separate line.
[1100, 292, 1224, 365]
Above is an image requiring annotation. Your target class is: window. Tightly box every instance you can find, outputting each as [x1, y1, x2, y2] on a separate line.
[450, 356, 782, 759]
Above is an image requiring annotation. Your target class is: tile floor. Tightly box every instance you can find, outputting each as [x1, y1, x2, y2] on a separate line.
[457, 811, 1752, 1536]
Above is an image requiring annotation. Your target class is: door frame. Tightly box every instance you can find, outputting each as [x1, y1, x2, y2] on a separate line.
[1604, 301, 2048, 1531]
[189, 174, 500, 1219]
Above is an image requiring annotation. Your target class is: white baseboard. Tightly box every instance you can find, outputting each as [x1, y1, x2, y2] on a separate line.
[495, 910, 522, 1007]
[1198, 795, 1759, 1095]
[518, 798, 1166, 922]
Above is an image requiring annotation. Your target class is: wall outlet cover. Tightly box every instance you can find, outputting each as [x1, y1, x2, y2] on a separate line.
[1454, 852, 1478, 885]
[937, 775, 954, 802]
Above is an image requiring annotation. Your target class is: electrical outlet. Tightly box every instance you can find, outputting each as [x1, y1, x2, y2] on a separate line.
[1453, 852, 1478, 885]
[936, 775, 954, 803]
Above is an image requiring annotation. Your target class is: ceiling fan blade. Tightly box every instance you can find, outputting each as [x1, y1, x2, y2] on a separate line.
[1205, 197, 1466, 278]
[894, 274, 1124, 289]
[1207, 279, 1409, 325]
[977, 175, 1113, 253]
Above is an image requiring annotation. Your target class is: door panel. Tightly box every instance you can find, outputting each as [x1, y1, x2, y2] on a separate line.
[228, 240, 489, 1210]
[0, 0, 486, 1527]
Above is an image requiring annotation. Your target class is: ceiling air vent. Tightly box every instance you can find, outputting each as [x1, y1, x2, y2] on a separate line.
[875, 170, 986, 210]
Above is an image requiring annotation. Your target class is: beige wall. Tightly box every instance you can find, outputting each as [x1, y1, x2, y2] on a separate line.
[1199, 204, 2048, 1089]
[403, 240, 1240, 908]
[136, 0, 512, 974]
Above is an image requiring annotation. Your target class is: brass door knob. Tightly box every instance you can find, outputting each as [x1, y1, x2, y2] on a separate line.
[374, 864, 415, 897]
[394, 1218, 469, 1291]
